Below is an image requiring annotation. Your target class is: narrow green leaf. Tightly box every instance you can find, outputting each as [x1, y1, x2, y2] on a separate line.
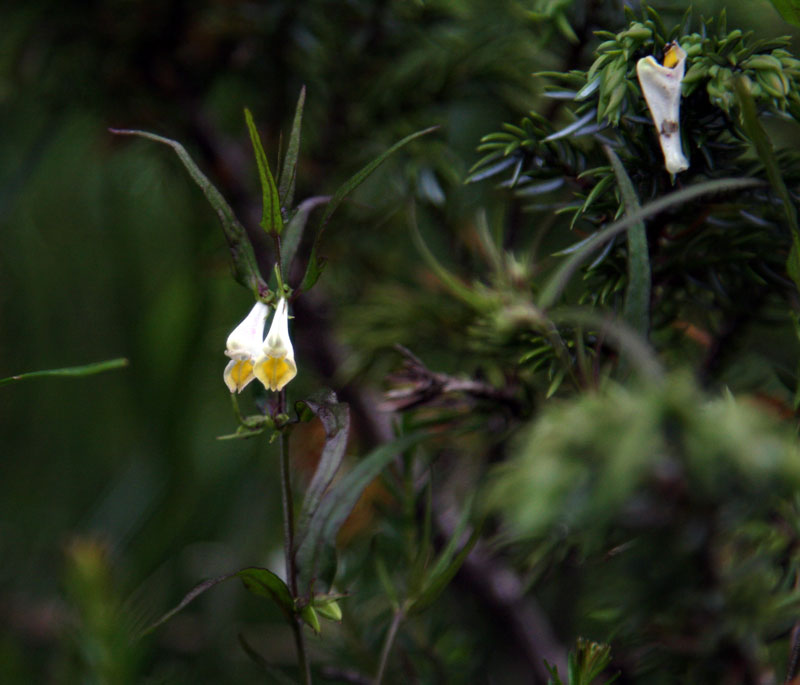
[538, 177, 764, 308]
[299, 246, 327, 292]
[409, 204, 490, 311]
[281, 196, 329, 278]
[375, 555, 401, 611]
[297, 126, 438, 291]
[297, 431, 427, 593]
[318, 126, 438, 232]
[278, 86, 306, 210]
[0, 357, 128, 387]
[244, 108, 284, 236]
[407, 480, 434, 596]
[733, 76, 800, 291]
[605, 147, 650, 339]
[138, 572, 236, 638]
[409, 524, 482, 615]
[137, 566, 293, 639]
[295, 391, 351, 549]
[109, 128, 267, 296]
[766, 0, 800, 27]
[237, 567, 294, 617]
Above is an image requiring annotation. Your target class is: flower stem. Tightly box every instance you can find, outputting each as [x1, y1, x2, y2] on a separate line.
[277, 390, 311, 683]
[374, 609, 404, 685]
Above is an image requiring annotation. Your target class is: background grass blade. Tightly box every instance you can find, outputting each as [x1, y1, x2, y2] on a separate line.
[605, 146, 650, 339]
[0, 358, 128, 387]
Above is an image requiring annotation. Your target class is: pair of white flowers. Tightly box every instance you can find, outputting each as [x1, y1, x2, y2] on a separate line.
[224, 298, 296, 393]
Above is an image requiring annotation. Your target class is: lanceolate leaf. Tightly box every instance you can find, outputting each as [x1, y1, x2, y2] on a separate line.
[318, 125, 439, 233]
[733, 76, 800, 292]
[138, 567, 293, 638]
[281, 196, 330, 278]
[244, 108, 284, 237]
[298, 126, 439, 291]
[296, 431, 427, 592]
[295, 391, 351, 548]
[409, 204, 491, 311]
[109, 128, 267, 296]
[237, 567, 294, 617]
[0, 357, 128, 387]
[408, 525, 481, 615]
[278, 86, 306, 210]
[539, 177, 764, 309]
[605, 147, 650, 339]
[300, 248, 327, 292]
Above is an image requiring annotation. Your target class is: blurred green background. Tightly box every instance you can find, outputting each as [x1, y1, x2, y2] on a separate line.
[1, 0, 798, 682]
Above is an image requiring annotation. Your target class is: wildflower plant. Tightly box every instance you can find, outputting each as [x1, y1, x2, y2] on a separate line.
[108, 90, 486, 682]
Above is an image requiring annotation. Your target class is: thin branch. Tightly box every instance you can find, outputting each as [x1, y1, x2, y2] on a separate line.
[374, 609, 404, 685]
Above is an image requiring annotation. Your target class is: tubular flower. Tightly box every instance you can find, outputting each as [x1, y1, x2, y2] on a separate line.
[254, 297, 297, 392]
[223, 301, 270, 393]
[636, 42, 689, 175]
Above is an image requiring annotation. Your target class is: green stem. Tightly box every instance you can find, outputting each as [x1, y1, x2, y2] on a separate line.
[290, 615, 312, 685]
[374, 609, 404, 685]
[277, 390, 311, 683]
[279, 426, 296, 593]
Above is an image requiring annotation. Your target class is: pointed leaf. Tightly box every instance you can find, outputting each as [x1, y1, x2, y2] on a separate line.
[0, 357, 128, 387]
[237, 567, 294, 617]
[295, 391, 351, 547]
[409, 205, 490, 310]
[138, 572, 237, 638]
[299, 246, 327, 292]
[317, 126, 438, 233]
[244, 108, 284, 236]
[109, 128, 267, 296]
[734, 76, 800, 291]
[605, 147, 650, 339]
[281, 196, 330, 277]
[538, 177, 764, 309]
[137, 566, 293, 638]
[296, 431, 427, 592]
[408, 524, 481, 615]
[278, 86, 306, 209]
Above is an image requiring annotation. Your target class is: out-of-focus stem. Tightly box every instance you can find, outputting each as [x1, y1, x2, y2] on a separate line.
[374, 609, 404, 685]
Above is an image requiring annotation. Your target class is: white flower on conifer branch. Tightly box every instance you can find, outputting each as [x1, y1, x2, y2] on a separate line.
[636, 42, 690, 175]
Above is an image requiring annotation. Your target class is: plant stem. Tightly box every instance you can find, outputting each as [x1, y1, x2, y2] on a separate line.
[290, 615, 312, 685]
[279, 425, 297, 593]
[374, 609, 404, 685]
[277, 389, 311, 683]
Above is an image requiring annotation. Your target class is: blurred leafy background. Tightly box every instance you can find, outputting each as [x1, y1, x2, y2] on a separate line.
[2, 0, 800, 683]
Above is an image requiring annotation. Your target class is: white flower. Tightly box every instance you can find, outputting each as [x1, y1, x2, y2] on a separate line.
[254, 297, 297, 392]
[636, 42, 690, 175]
[223, 301, 269, 393]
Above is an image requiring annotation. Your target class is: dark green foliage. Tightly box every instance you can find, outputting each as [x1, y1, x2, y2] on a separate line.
[470, 7, 800, 340]
[488, 374, 800, 681]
